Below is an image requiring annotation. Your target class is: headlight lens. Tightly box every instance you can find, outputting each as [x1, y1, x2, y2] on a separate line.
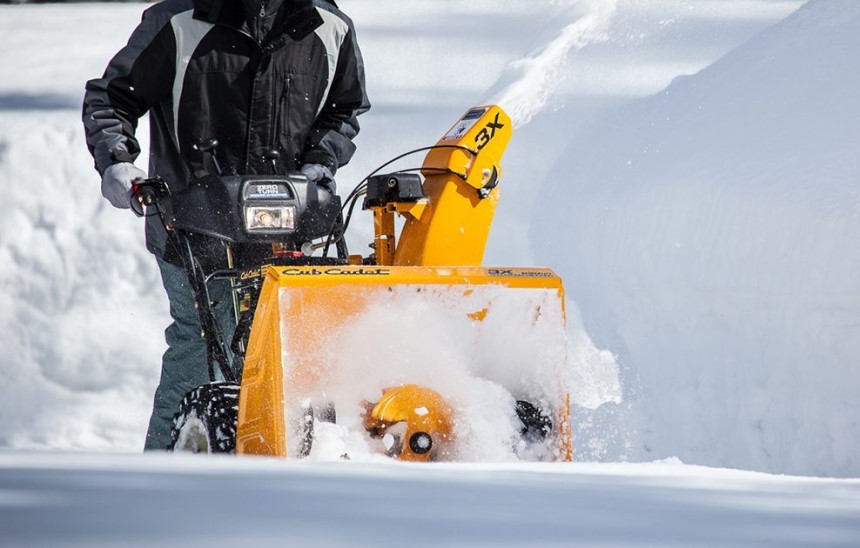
[245, 205, 296, 231]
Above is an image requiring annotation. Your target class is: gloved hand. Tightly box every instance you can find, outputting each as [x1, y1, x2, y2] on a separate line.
[101, 162, 147, 209]
[300, 163, 333, 185]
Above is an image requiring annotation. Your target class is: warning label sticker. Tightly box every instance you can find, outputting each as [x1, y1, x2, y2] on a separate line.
[441, 107, 488, 141]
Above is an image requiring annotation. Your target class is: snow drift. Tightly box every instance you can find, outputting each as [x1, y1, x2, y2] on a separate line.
[533, 0, 860, 477]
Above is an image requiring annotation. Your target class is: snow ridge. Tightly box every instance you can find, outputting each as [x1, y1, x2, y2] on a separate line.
[533, 0, 860, 477]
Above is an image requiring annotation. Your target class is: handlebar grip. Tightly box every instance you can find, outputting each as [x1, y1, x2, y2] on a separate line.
[130, 177, 168, 217]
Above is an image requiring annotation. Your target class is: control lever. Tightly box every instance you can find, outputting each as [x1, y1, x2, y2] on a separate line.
[193, 138, 223, 175]
[262, 150, 281, 174]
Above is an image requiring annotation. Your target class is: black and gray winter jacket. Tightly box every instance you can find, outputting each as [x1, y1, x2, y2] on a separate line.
[83, 0, 370, 257]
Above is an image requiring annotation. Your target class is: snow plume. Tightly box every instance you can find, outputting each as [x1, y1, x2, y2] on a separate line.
[568, 302, 622, 411]
[487, 0, 618, 127]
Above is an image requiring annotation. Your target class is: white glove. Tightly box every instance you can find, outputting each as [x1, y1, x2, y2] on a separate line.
[101, 162, 147, 209]
[300, 163, 333, 185]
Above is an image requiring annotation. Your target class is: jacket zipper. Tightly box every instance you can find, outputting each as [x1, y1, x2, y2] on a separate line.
[270, 73, 292, 152]
[257, 1, 266, 43]
[245, 39, 278, 172]
[285, 74, 293, 147]
[245, 67, 260, 172]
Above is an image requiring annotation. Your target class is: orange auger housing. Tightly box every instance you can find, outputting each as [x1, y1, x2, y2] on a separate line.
[235, 106, 571, 461]
[364, 385, 455, 462]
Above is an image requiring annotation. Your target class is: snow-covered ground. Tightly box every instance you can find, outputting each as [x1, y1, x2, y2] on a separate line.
[2, 0, 859, 543]
[2, 452, 859, 547]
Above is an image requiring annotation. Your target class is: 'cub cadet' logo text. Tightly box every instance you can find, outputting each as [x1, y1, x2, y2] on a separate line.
[280, 267, 391, 276]
[240, 266, 392, 280]
[240, 265, 272, 280]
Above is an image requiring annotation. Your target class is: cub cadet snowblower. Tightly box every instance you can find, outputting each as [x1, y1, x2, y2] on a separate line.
[134, 106, 570, 462]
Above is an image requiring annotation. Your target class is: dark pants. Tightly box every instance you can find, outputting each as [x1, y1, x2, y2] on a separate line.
[144, 257, 237, 450]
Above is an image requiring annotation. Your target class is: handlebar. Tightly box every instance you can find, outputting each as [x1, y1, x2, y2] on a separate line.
[130, 177, 169, 217]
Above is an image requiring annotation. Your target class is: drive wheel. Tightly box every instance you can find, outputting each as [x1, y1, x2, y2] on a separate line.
[169, 382, 240, 454]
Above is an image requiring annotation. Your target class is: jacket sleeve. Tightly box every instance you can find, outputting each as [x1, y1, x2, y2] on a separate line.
[302, 20, 370, 174]
[83, 7, 177, 176]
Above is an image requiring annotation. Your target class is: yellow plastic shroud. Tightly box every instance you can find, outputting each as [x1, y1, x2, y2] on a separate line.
[235, 105, 571, 461]
[236, 266, 571, 461]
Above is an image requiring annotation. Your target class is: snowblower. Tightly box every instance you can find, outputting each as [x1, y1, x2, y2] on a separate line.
[134, 105, 571, 462]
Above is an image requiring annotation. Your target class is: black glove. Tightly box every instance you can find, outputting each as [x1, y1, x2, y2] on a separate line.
[300, 163, 333, 184]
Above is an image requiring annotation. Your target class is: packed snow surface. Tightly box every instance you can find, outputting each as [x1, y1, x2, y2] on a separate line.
[2, 0, 859, 540]
[2, 452, 859, 547]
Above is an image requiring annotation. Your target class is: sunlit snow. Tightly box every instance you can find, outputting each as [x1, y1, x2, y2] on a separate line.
[1, 0, 859, 545]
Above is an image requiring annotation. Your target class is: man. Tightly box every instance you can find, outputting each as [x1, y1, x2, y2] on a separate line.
[83, 0, 370, 450]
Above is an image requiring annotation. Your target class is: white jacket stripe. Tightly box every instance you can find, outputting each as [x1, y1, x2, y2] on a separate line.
[314, 7, 349, 117]
[171, 10, 214, 147]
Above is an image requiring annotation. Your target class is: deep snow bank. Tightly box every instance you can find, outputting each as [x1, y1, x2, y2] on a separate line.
[533, 0, 860, 477]
[0, 5, 166, 449]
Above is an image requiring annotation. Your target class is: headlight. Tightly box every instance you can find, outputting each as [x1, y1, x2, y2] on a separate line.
[244, 205, 296, 231]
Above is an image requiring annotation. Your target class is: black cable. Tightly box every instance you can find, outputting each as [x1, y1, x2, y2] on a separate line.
[130, 182, 170, 218]
[361, 144, 476, 182]
[183, 235, 237, 384]
[387, 166, 464, 178]
[335, 167, 461, 243]
[338, 188, 365, 246]
[129, 183, 191, 270]
[130, 193, 162, 218]
[321, 144, 477, 257]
